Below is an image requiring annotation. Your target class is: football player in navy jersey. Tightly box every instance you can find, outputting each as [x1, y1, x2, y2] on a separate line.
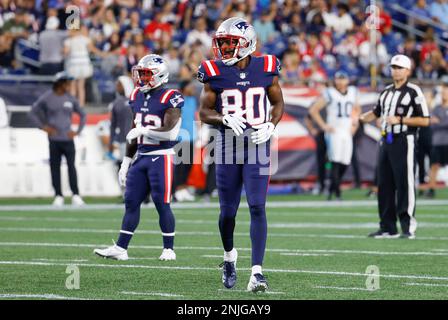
[94, 54, 183, 261]
[198, 17, 284, 292]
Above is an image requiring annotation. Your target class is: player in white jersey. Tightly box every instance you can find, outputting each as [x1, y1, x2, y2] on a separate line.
[309, 71, 361, 200]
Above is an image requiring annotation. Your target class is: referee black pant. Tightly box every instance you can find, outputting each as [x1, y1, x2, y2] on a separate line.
[377, 134, 417, 234]
[49, 140, 79, 197]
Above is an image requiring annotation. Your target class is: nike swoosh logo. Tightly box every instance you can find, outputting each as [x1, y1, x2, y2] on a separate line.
[152, 157, 160, 162]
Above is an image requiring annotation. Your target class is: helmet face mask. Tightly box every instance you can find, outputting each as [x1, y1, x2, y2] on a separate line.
[213, 17, 256, 66]
[213, 35, 248, 61]
[131, 54, 169, 91]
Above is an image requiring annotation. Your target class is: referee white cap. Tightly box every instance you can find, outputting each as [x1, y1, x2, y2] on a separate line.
[390, 54, 412, 70]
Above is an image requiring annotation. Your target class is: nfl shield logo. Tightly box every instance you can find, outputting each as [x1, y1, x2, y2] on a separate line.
[240, 73, 246, 79]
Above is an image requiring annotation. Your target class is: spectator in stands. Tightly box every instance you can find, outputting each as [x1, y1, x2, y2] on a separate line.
[0, 30, 15, 68]
[253, 9, 276, 45]
[334, 31, 358, 58]
[185, 17, 212, 57]
[417, 58, 440, 81]
[121, 10, 143, 37]
[64, 24, 104, 107]
[28, 71, 86, 207]
[400, 37, 420, 75]
[38, 16, 66, 75]
[305, 11, 326, 35]
[429, 0, 448, 26]
[162, 45, 182, 79]
[1, 8, 29, 41]
[322, 2, 354, 37]
[281, 49, 301, 84]
[101, 31, 126, 77]
[179, 47, 204, 86]
[103, 8, 120, 39]
[144, 10, 172, 51]
[421, 30, 439, 60]
[410, 0, 432, 34]
[281, 12, 303, 37]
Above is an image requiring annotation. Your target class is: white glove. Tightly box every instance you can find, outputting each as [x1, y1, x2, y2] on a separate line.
[118, 156, 132, 187]
[126, 126, 149, 143]
[222, 111, 247, 136]
[251, 122, 275, 144]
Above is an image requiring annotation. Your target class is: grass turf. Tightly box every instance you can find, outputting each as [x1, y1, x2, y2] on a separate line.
[0, 193, 447, 300]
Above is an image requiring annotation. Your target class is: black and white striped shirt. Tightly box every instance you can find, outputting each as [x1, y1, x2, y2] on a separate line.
[373, 81, 430, 135]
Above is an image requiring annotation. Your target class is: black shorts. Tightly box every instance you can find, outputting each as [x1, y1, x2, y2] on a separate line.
[430, 146, 448, 165]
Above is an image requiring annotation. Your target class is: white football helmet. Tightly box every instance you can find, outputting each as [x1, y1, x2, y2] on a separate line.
[213, 17, 257, 66]
[131, 54, 169, 92]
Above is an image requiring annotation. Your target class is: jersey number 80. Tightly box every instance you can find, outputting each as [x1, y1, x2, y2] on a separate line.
[221, 87, 267, 126]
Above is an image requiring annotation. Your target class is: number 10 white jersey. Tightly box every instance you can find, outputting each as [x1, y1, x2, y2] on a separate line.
[324, 86, 358, 134]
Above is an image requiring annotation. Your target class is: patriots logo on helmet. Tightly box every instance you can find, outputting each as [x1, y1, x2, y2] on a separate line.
[170, 94, 184, 108]
[235, 21, 249, 32]
[152, 57, 164, 64]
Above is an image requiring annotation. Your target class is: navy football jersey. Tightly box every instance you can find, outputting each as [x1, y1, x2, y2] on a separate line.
[129, 86, 184, 154]
[197, 55, 280, 132]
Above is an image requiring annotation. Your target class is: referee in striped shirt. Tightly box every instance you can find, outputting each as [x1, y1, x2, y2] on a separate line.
[359, 54, 430, 239]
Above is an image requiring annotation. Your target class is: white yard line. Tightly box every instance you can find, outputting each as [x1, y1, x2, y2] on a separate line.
[0, 293, 90, 300]
[280, 250, 448, 256]
[31, 258, 89, 262]
[0, 260, 448, 282]
[120, 291, 184, 298]
[2, 227, 448, 242]
[217, 289, 285, 295]
[1, 200, 447, 212]
[201, 255, 251, 259]
[404, 282, 448, 288]
[2, 241, 448, 256]
[313, 286, 376, 292]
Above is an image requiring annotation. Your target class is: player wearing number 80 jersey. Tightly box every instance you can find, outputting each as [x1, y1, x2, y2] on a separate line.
[198, 17, 284, 292]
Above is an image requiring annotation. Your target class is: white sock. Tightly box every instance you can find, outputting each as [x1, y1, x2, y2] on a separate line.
[224, 248, 237, 262]
[251, 265, 262, 276]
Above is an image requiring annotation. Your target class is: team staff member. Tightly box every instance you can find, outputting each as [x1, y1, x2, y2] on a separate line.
[359, 54, 430, 239]
[427, 78, 448, 198]
[29, 71, 86, 206]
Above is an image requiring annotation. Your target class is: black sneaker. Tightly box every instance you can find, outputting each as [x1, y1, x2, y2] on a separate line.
[400, 232, 416, 239]
[220, 260, 237, 289]
[368, 230, 400, 239]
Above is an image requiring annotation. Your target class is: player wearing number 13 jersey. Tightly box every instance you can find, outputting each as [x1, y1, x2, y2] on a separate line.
[94, 54, 183, 262]
[198, 17, 284, 292]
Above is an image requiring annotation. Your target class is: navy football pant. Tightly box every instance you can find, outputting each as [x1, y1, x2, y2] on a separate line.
[117, 154, 175, 250]
[216, 162, 270, 266]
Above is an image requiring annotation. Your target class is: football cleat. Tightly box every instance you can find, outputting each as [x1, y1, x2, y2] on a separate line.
[94, 241, 128, 260]
[220, 250, 238, 289]
[247, 273, 268, 293]
[52, 196, 64, 207]
[159, 248, 176, 261]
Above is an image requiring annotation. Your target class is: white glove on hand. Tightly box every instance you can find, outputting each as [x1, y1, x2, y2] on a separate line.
[118, 156, 132, 187]
[251, 122, 275, 144]
[126, 126, 150, 143]
[222, 111, 247, 136]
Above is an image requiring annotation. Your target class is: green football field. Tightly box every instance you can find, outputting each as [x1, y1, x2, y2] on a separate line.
[0, 190, 448, 300]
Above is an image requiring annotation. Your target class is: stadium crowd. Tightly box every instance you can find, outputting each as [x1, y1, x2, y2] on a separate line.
[1, 0, 448, 99]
